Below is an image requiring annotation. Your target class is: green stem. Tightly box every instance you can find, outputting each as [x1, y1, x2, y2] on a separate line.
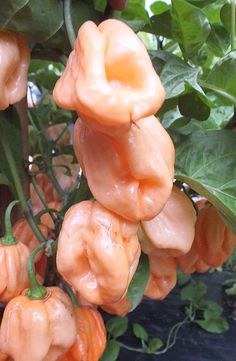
[232, 0, 236, 50]
[31, 176, 56, 224]
[64, 0, 76, 49]
[0, 200, 19, 245]
[0, 125, 47, 245]
[64, 283, 79, 308]
[26, 244, 47, 300]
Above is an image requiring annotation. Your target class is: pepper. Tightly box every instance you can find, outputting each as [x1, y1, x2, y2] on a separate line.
[53, 19, 165, 135]
[176, 243, 210, 274]
[56, 200, 141, 305]
[58, 306, 106, 361]
[0, 31, 29, 110]
[0, 246, 77, 361]
[144, 252, 177, 300]
[101, 296, 132, 317]
[0, 202, 30, 303]
[40, 200, 61, 230]
[193, 204, 236, 268]
[138, 186, 196, 256]
[73, 116, 175, 221]
[46, 123, 71, 147]
[0, 351, 11, 361]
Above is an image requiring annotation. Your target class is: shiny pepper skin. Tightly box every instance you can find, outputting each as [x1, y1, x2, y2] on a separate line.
[0, 352, 11, 361]
[0, 31, 30, 110]
[58, 307, 106, 361]
[144, 253, 177, 300]
[0, 241, 30, 303]
[138, 186, 197, 256]
[193, 204, 236, 268]
[56, 200, 141, 305]
[0, 287, 77, 361]
[101, 296, 132, 317]
[73, 116, 175, 222]
[176, 243, 210, 274]
[53, 19, 165, 135]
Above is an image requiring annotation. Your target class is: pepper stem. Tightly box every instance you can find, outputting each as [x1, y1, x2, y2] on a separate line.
[64, 283, 79, 308]
[26, 244, 47, 300]
[0, 200, 19, 245]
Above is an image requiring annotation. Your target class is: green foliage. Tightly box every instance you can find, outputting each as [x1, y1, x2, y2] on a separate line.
[127, 253, 150, 311]
[100, 340, 121, 361]
[132, 323, 149, 341]
[106, 317, 129, 338]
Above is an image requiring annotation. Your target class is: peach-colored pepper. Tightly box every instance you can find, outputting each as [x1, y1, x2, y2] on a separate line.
[194, 204, 236, 268]
[73, 116, 175, 222]
[46, 123, 71, 147]
[138, 186, 196, 257]
[0, 351, 11, 361]
[176, 244, 210, 274]
[40, 200, 61, 230]
[0, 241, 30, 303]
[101, 296, 132, 317]
[0, 31, 30, 110]
[53, 19, 165, 135]
[144, 252, 177, 300]
[0, 287, 77, 361]
[56, 200, 141, 305]
[58, 307, 106, 361]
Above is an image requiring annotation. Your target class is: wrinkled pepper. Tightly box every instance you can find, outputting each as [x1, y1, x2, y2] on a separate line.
[0, 31, 29, 110]
[138, 186, 196, 256]
[101, 296, 132, 317]
[73, 116, 175, 222]
[56, 200, 141, 305]
[176, 243, 210, 274]
[53, 19, 165, 135]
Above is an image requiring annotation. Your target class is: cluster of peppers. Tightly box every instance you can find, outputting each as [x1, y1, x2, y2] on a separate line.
[0, 20, 236, 361]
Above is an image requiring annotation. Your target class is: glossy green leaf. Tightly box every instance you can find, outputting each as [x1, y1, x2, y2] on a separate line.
[150, 1, 170, 14]
[144, 11, 172, 38]
[127, 253, 150, 311]
[206, 25, 230, 57]
[133, 323, 149, 341]
[220, 3, 236, 33]
[195, 317, 229, 333]
[100, 340, 121, 361]
[106, 317, 128, 338]
[0, 109, 24, 197]
[187, 0, 216, 7]
[174, 130, 236, 233]
[204, 50, 236, 106]
[180, 282, 207, 303]
[171, 0, 211, 58]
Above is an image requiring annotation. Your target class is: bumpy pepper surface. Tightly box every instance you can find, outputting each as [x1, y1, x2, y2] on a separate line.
[144, 252, 177, 300]
[0, 287, 77, 361]
[0, 240, 30, 303]
[101, 296, 132, 317]
[0, 31, 30, 110]
[56, 200, 141, 305]
[138, 186, 196, 256]
[176, 243, 210, 274]
[194, 204, 236, 267]
[53, 19, 165, 135]
[58, 307, 106, 361]
[73, 116, 175, 222]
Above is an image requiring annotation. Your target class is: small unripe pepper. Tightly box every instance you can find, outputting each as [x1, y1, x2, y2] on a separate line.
[0, 246, 77, 361]
[73, 116, 175, 222]
[56, 200, 141, 305]
[0, 31, 30, 110]
[138, 186, 196, 256]
[53, 19, 165, 135]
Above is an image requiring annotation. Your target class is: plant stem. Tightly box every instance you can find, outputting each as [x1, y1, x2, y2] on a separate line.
[0, 128, 46, 244]
[232, 0, 236, 50]
[26, 244, 47, 300]
[64, 283, 79, 308]
[0, 200, 19, 245]
[64, 0, 76, 49]
[31, 176, 56, 224]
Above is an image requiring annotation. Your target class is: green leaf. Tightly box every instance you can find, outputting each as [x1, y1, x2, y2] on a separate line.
[146, 337, 163, 353]
[195, 317, 229, 333]
[127, 253, 150, 311]
[114, 0, 149, 32]
[160, 55, 203, 98]
[106, 317, 128, 338]
[144, 11, 172, 38]
[0, 109, 24, 197]
[204, 50, 236, 106]
[206, 24, 230, 58]
[177, 270, 191, 286]
[204, 301, 223, 318]
[100, 340, 121, 361]
[221, 3, 236, 33]
[133, 323, 149, 341]
[0, 0, 28, 28]
[178, 91, 211, 121]
[225, 283, 236, 296]
[93, 0, 107, 12]
[171, 0, 211, 58]
[150, 1, 170, 14]
[180, 282, 207, 303]
[188, 0, 217, 7]
[174, 130, 236, 233]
